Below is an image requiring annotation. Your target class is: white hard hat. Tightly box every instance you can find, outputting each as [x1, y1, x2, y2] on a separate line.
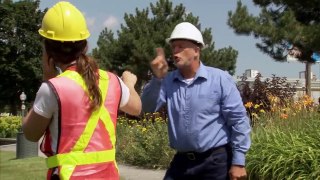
[166, 22, 204, 47]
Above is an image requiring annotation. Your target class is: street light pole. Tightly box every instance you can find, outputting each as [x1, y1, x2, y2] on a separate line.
[16, 91, 38, 159]
[19, 92, 26, 123]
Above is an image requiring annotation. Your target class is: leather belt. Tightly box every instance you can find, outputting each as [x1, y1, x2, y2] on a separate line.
[177, 144, 229, 160]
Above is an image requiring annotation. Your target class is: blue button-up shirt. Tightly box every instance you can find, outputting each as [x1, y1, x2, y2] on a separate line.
[141, 62, 251, 166]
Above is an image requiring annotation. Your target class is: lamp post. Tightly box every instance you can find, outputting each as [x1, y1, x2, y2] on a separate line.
[16, 91, 38, 159]
[19, 92, 26, 118]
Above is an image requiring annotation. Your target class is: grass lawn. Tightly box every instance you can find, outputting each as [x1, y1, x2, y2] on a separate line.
[0, 151, 47, 180]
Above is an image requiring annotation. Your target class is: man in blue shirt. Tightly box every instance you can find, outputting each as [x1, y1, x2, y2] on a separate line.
[141, 22, 251, 180]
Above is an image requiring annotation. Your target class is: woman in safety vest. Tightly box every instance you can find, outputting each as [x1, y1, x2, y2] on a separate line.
[22, 1, 141, 179]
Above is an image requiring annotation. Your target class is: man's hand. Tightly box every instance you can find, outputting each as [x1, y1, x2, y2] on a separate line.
[42, 51, 57, 81]
[121, 70, 137, 88]
[150, 48, 168, 79]
[229, 165, 247, 180]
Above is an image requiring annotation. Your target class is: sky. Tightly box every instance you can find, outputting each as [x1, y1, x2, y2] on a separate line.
[39, 0, 320, 78]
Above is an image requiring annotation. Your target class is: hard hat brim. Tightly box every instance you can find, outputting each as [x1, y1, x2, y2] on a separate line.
[166, 37, 205, 48]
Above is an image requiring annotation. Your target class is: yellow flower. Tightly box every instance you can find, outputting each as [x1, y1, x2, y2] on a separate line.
[251, 113, 259, 119]
[142, 127, 147, 133]
[259, 109, 265, 113]
[254, 104, 260, 109]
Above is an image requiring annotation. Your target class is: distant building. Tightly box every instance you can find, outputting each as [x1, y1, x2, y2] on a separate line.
[299, 71, 314, 79]
[244, 69, 259, 78]
[236, 70, 320, 102]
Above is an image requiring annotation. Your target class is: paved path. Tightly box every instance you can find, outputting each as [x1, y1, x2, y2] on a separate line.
[0, 144, 165, 180]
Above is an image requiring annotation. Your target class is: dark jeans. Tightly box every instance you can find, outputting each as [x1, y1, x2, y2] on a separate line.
[163, 145, 232, 180]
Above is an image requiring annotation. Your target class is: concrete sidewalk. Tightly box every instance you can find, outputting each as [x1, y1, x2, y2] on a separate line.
[0, 144, 165, 180]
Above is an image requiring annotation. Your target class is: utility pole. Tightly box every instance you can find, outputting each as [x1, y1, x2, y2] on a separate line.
[305, 62, 312, 96]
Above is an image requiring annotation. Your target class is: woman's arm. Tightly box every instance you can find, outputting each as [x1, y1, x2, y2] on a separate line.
[22, 83, 56, 142]
[119, 71, 142, 116]
[23, 108, 51, 142]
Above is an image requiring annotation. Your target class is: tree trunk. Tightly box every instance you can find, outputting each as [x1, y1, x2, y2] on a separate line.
[305, 62, 312, 96]
[9, 97, 18, 115]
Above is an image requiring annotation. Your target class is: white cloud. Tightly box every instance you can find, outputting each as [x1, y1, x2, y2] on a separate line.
[103, 16, 119, 29]
[82, 12, 96, 31]
[86, 17, 96, 29]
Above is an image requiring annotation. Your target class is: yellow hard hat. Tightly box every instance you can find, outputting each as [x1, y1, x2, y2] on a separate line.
[38, 1, 90, 41]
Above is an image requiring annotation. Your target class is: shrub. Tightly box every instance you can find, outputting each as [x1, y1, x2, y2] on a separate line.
[0, 116, 21, 138]
[116, 113, 174, 169]
[238, 74, 296, 126]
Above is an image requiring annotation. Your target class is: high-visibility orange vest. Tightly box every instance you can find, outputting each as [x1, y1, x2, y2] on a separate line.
[40, 68, 121, 180]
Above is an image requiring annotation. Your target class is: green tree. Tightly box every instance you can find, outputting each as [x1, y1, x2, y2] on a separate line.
[228, 0, 320, 95]
[92, 0, 238, 90]
[0, 0, 44, 114]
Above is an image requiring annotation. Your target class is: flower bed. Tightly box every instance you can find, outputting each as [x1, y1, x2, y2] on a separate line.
[0, 137, 16, 145]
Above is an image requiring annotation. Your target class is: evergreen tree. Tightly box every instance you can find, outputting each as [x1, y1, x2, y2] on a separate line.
[0, 0, 44, 113]
[93, 0, 238, 90]
[228, 0, 320, 95]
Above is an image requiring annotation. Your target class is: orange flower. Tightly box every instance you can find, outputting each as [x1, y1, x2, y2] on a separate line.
[245, 102, 253, 108]
[280, 113, 288, 119]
